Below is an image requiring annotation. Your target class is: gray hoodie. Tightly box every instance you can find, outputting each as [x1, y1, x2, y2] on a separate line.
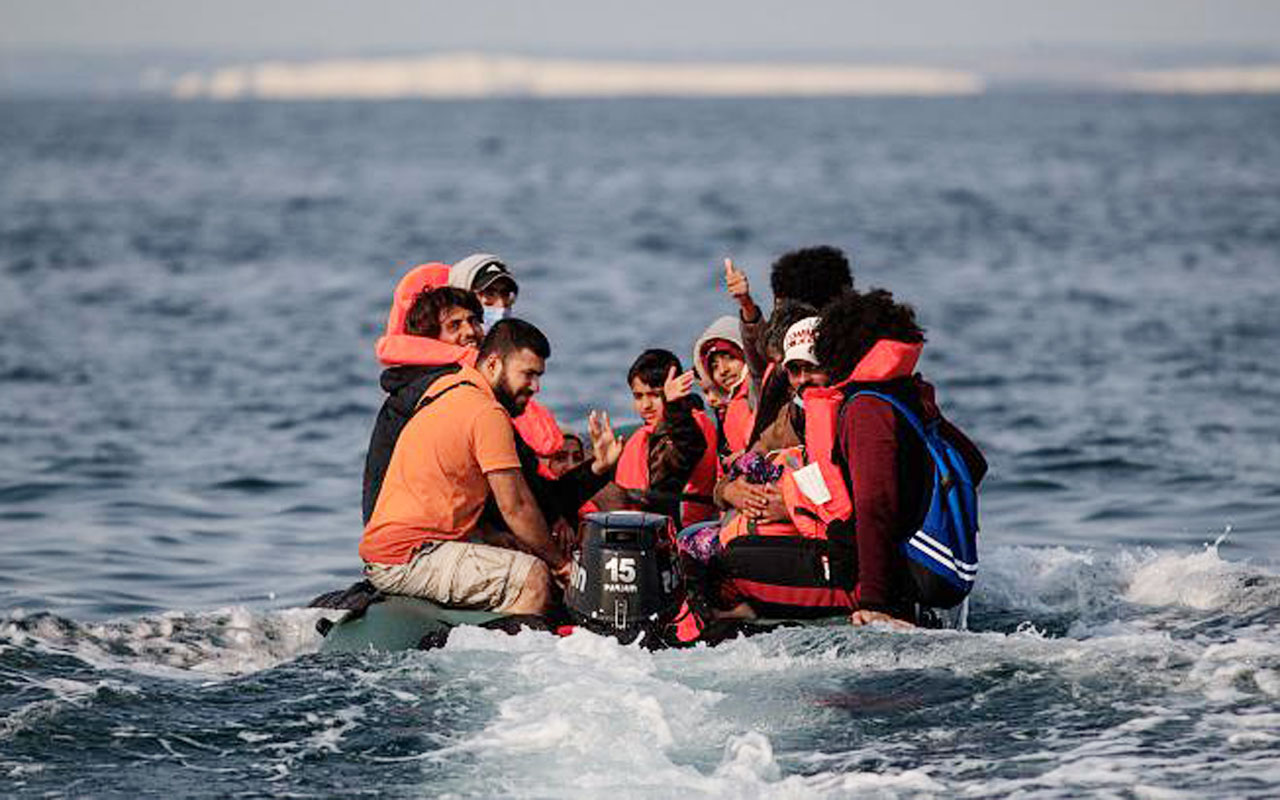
[692, 315, 748, 400]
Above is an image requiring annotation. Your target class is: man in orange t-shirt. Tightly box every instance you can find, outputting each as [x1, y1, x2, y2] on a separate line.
[362, 319, 620, 614]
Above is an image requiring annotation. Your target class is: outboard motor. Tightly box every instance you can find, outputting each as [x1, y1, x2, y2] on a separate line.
[565, 511, 683, 644]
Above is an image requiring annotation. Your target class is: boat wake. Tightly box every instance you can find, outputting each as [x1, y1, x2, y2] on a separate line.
[3, 541, 1279, 797]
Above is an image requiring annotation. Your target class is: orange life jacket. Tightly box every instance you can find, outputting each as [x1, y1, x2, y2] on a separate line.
[373, 262, 564, 457]
[511, 401, 565, 458]
[721, 379, 753, 454]
[718, 340, 924, 548]
[615, 409, 720, 526]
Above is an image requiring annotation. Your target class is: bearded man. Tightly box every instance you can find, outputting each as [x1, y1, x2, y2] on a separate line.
[360, 319, 620, 615]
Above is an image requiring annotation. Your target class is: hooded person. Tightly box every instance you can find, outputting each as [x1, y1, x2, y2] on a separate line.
[364, 266, 478, 524]
[692, 316, 751, 457]
[375, 262, 466, 368]
[361, 319, 581, 616]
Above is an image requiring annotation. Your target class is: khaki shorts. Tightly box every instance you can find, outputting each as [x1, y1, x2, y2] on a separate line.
[364, 541, 540, 612]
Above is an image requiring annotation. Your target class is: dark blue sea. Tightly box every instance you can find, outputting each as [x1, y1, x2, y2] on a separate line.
[2, 95, 1280, 798]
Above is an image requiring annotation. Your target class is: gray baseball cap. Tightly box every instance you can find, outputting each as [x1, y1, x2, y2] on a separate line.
[449, 253, 518, 295]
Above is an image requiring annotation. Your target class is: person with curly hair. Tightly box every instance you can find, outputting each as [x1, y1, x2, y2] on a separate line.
[811, 288, 987, 626]
[685, 289, 986, 629]
[723, 247, 853, 383]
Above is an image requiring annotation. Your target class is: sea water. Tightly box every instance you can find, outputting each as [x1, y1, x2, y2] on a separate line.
[2, 95, 1279, 797]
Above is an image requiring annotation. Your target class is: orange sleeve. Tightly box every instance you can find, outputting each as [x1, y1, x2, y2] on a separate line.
[471, 405, 523, 474]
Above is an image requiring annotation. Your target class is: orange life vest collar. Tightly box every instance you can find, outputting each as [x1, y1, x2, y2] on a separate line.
[845, 340, 923, 385]
[375, 262, 464, 368]
[375, 335, 478, 369]
[720, 377, 754, 455]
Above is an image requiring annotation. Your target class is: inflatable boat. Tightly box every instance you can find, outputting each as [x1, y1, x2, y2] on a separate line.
[312, 511, 965, 653]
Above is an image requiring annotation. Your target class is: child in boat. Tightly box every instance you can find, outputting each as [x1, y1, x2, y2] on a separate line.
[590, 349, 719, 528]
[692, 316, 750, 461]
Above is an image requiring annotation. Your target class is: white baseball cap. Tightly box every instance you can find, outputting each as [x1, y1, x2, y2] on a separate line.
[782, 316, 820, 367]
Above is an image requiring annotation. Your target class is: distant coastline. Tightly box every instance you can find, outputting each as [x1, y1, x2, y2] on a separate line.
[4, 48, 1280, 98]
[168, 53, 985, 99]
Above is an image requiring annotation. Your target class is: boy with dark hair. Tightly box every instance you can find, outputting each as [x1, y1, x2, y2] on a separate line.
[595, 349, 718, 527]
[769, 245, 853, 311]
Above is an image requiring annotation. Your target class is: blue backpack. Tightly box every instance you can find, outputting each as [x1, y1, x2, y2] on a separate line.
[849, 391, 980, 608]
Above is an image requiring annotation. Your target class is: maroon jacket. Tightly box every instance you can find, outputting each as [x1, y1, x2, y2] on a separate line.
[837, 375, 987, 616]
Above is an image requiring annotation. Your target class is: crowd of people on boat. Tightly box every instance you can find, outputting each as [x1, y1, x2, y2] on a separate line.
[356, 247, 987, 639]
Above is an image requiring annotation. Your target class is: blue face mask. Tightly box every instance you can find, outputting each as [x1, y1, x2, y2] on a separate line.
[792, 393, 805, 410]
[483, 305, 511, 329]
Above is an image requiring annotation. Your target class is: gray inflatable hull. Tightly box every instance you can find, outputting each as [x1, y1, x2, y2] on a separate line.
[318, 595, 504, 654]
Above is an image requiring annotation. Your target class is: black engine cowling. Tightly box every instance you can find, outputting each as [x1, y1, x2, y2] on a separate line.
[565, 511, 683, 639]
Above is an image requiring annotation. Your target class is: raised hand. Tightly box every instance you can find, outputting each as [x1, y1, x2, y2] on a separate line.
[587, 409, 623, 475]
[723, 257, 760, 320]
[663, 365, 695, 403]
[724, 257, 750, 301]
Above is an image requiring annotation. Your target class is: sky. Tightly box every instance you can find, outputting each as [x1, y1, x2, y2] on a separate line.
[3, 0, 1280, 55]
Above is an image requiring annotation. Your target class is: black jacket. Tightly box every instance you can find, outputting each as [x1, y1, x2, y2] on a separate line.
[362, 364, 462, 525]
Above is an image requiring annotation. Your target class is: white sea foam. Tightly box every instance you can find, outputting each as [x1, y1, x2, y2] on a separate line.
[1125, 538, 1280, 612]
[404, 610, 1266, 797]
[0, 606, 327, 679]
[975, 543, 1136, 620]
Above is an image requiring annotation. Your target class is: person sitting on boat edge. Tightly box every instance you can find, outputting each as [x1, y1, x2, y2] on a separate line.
[361, 319, 616, 615]
[814, 288, 987, 625]
[591, 349, 719, 529]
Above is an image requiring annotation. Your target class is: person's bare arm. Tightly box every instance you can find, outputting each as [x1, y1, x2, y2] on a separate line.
[486, 468, 569, 576]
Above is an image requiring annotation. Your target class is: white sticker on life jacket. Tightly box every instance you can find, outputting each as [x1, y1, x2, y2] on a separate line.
[792, 462, 832, 506]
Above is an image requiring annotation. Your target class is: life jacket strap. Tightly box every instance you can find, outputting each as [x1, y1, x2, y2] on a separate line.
[413, 380, 478, 413]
